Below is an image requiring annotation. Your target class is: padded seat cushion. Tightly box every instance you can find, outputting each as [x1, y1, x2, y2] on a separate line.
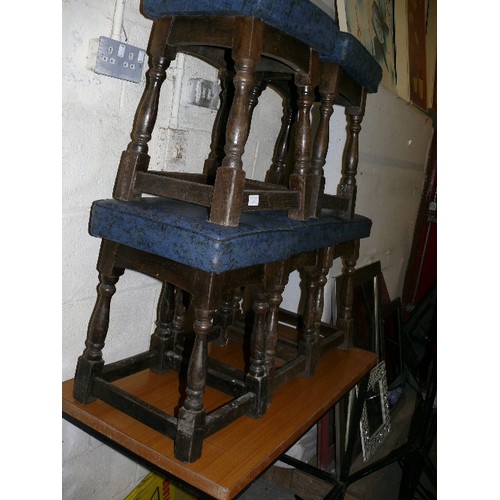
[90, 198, 371, 274]
[142, 0, 381, 93]
[327, 32, 382, 93]
[142, 0, 339, 63]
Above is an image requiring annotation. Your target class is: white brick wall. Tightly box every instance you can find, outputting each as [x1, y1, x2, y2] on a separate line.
[62, 420, 149, 500]
[61, 1, 282, 498]
[62, 1, 432, 498]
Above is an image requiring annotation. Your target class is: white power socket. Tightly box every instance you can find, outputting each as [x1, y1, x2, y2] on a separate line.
[87, 36, 146, 83]
[187, 78, 220, 109]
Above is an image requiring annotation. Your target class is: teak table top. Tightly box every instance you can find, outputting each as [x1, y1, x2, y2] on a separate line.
[62, 344, 376, 500]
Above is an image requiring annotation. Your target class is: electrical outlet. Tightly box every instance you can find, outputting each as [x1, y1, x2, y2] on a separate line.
[87, 36, 146, 83]
[187, 78, 220, 109]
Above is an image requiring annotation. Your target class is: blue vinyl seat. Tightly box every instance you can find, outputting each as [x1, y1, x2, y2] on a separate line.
[76, 194, 372, 462]
[142, 0, 382, 93]
[142, 0, 340, 62]
[89, 197, 372, 273]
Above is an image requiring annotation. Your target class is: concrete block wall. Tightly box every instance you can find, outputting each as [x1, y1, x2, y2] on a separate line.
[63, 2, 157, 498]
[62, 1, 433, 498]
[62, 1, 282, 498]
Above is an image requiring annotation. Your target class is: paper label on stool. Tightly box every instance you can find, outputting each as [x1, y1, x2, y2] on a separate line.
[248, 195, 260, 207]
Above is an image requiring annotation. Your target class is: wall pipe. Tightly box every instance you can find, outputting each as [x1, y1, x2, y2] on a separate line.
[111, 0, 125, 41]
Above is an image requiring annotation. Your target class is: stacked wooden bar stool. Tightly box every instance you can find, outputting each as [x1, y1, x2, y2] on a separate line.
[73, 0, 382, 463]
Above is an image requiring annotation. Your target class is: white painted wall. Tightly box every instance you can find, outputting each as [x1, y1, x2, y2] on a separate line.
[62, 1, 433, 498]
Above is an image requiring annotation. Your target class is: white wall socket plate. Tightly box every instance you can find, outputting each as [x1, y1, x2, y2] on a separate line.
[87, 36, 146, 83]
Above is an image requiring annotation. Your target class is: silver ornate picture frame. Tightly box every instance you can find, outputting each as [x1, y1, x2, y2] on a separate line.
[359, 361, 391, 462]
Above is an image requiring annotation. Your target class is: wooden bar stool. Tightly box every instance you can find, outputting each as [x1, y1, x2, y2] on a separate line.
[73, 196, 372, 462]
[114, 0, 343, 226]
[115, 2, 382, 226]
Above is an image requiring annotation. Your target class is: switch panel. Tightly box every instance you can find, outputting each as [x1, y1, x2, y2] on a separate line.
[187, 78, 220, 109]
[87, 37, 146, 83]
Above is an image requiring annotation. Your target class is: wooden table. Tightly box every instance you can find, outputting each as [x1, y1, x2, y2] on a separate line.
[63, 343, 376, 499]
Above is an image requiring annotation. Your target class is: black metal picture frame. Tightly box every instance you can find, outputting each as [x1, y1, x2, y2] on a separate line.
[379, 297, 404, 391]
[333, 261, 382, 355]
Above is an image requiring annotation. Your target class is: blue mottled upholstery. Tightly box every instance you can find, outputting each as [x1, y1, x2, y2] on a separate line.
[89, 198, 371, 273]
[142, 0, 381, 93]
[327, 32, 382, 93]
[142, 0, 339, 63]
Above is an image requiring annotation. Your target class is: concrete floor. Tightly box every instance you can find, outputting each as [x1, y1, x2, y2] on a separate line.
[236, 384, 436, 500]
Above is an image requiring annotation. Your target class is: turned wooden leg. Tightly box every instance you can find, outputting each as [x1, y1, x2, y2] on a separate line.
[175, 305, 213, 462]
[313, 248, 336, 338]
[210, 18, 264, 226]
[203, 64, 235, 180]
[213, 286, 244, 344]
[248, 72, 265, 117]
[263, 261, 289, 371]
[113, 19, 176, 201]
[289, 77, 315, 220]
[300, 248, 337, 374]
[150, 283, 187, 373]
[265, 81, 295, 185]
[231, 287, 243, 320]
[299, 266, 322, 377]
[265, 284, 284, 372]
[337, 90, 367, 218]
[263, 280, 287, 405]
[337, 240, 360, 349]
[203, 67, 264, 183]
[311, 64, 340, 217]
[213, 289, 235, 345]
[73, 270, 122, 403]
[245, 289, 270, 418]
[209, 55, 256, 226]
